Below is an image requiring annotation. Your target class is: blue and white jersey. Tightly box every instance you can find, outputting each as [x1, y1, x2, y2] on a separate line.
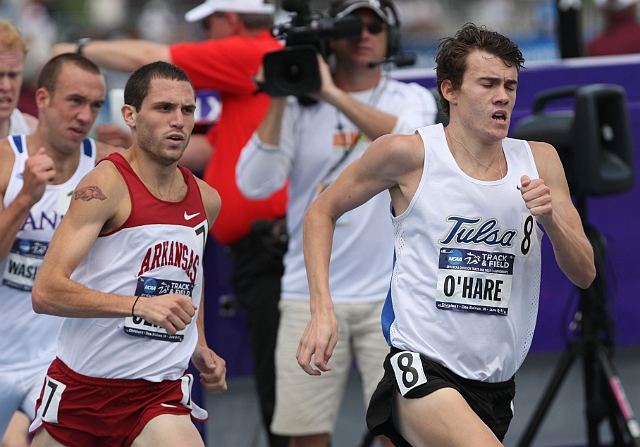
[383, 124, 543, 383]
[0, 136, 96, 372]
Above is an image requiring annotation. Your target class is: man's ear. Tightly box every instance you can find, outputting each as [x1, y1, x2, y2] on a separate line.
[121, 104, 136, 128]
[227, 12, 242, 32]
[440, 79, 457, 105]
[35, 88, 50, 111]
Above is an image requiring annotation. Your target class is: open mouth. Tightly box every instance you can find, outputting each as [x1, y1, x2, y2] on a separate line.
[493, 112, 507, 122]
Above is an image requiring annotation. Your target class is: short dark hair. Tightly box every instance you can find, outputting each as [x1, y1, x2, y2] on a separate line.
[124, 61, 194, 112]
[435, 23, 525, 117]
[37, 53, 102, 95]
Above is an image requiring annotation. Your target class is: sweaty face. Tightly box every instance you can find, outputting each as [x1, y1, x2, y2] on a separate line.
[41, 63, 105, 154]
[453, 50, 518, 144]
[130, 78, 196, 165]
[330, 9, 388, 68]
[0, 49, 25, 122]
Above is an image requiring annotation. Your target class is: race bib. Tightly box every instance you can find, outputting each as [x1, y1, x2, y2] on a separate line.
[123, 276, 194, 342]
[515, 213, 537, 258]
[390, 351, 428, 396]
[38, 376, 67, 423]
[2, 238, 49, 291]
[436, 247, 514, 316]
[180, 373, 209, 420]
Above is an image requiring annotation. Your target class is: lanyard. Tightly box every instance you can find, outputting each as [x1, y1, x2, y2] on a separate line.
[316, 77, 387, 193]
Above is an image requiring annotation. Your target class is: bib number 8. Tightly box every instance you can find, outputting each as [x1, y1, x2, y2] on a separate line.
[521, 215, 534, 256]
[515, 213, 538, 258]
[391, 351, 428, 396]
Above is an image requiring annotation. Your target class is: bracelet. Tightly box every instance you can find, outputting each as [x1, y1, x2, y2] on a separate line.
[77, 37, 91, 55]
[132, 296, 141, 318]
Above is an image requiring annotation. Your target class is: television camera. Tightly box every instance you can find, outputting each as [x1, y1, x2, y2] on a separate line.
[260, 0, 413, 97]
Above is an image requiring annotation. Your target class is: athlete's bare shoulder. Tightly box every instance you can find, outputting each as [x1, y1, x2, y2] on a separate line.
[526, 140, 563, 182]
[194, 176, 221, 227]
[364, 132, 425, 183]
[71, 160, 126, 205]
[0, 134, 15, 158]
[68, 158, 131, 234]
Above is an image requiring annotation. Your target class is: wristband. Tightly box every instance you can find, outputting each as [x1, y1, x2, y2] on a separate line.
[77, 38, 91, 55]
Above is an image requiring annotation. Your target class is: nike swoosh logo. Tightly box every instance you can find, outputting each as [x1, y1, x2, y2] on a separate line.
[516, 185, 521, 190]
[160, 403, 177, 408]
[184, 212, 200, 220]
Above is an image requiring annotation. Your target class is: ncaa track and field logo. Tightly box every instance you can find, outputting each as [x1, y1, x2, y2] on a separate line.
[19, 240, 31, 253]
[446, 249, 463, 265]
[143, 278, 158, 294]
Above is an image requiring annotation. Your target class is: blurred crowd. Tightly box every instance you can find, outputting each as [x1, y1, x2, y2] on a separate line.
[0, 1, 634, 446]
[2, 0, 638, 95]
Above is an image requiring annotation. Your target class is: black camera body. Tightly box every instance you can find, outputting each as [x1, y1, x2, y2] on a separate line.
[261, 0, 362, 97]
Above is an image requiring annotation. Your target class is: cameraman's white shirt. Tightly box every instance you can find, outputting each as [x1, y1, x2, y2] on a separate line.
[237, 77, 437, 303]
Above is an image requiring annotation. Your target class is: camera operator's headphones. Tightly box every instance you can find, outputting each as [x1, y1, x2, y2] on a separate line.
[328, 0, 402, 58]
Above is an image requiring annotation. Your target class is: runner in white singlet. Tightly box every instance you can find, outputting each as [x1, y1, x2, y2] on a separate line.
[298, 24, 596, 447]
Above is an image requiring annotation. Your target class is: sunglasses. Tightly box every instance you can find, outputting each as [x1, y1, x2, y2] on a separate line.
[361, 21, 386, 35]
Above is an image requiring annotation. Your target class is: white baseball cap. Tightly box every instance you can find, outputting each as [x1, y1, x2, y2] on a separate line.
[185, 0, 275, 22]
[593, 0, 637, 11]
[329, 0, 398, 26]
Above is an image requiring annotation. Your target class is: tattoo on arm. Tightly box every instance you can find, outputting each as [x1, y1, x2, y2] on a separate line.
[74, 186, 107, 201]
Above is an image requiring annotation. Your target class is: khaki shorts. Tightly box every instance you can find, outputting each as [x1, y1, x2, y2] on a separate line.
[271, 298, 389, 436]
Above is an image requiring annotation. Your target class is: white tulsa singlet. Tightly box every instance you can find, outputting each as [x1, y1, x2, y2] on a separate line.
[382, 124, 544, 383]
[0, 136, 96, 372]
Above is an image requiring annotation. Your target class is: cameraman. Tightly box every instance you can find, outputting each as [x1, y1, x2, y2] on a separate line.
[237, 1, 437, 446]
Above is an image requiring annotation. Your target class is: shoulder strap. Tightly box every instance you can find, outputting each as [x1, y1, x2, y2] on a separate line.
[82, 138, 94, 157]
[11, 135, 23, 153]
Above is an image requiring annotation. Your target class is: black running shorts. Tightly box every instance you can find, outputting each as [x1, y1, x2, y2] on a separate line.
[366, 347, 515, 446]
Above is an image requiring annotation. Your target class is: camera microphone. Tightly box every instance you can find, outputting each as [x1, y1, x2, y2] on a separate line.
[367, 52, 417, 68]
